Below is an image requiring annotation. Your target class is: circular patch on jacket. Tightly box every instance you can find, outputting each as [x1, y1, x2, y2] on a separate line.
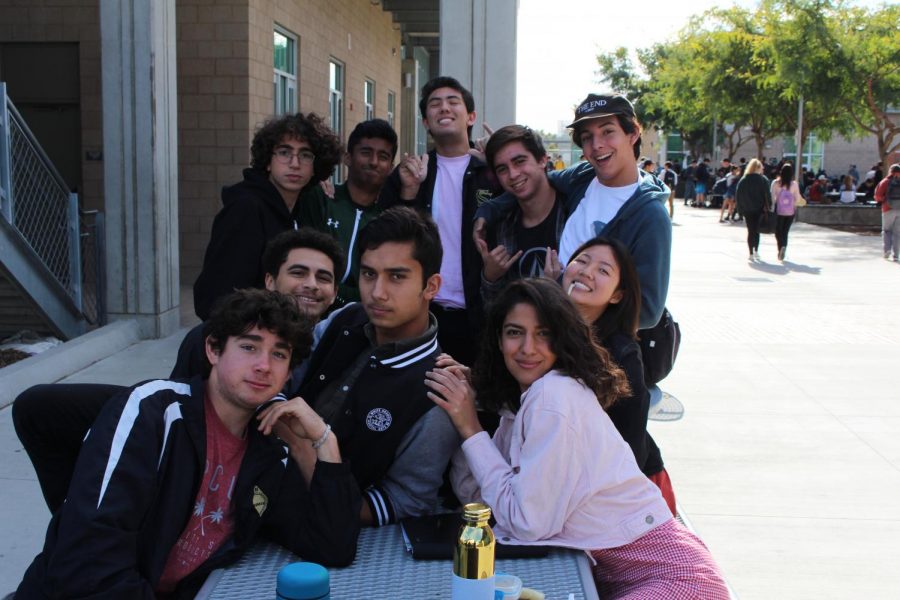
[365, 408, 393, 432]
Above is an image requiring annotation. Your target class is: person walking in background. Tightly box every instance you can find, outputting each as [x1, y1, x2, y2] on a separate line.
[735, 159, 771, 261]
[770, 163, 804, 261]
[720, 165, 740, 223]
[874, 163, 900, 261]
[683, 158, 697, 206]
[694, 158, 711, 208]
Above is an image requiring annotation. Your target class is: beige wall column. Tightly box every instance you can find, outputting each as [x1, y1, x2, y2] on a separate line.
[439, 0, 518, 132]
[100, 0, 180, 338]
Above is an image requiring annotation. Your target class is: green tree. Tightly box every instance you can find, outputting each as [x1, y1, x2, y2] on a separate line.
[834, 4, 900, 166]
[694, 8, 793, 160]
[758, 0, 856, 165]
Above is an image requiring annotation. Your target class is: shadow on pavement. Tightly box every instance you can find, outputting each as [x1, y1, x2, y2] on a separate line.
[748, 260, 821, 276]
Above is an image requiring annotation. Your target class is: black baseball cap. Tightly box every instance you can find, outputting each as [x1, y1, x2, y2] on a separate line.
[567, 94, 636, 128]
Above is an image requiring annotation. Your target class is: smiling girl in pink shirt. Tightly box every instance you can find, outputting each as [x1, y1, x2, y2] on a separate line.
[426, 279, 728, 599]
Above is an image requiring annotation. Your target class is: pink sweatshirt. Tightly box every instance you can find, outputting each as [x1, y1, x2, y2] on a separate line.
[450, 370, 671, 550]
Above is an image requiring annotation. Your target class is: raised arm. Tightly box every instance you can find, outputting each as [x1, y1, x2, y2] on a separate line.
[257, 396, 361, 566]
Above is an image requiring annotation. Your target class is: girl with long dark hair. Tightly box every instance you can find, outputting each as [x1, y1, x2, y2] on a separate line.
[770, 163, 804, 261]
[561, 236, 677, 514]
[425, 279, 728, 599]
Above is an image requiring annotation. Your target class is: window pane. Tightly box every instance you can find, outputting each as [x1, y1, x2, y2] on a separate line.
[274, 31, 288, 72]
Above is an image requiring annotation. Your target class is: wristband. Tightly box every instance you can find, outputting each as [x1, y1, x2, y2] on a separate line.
[311, 424, 331, 450]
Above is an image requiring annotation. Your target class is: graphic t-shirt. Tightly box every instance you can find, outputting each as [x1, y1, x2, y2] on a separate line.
[558, 175, 639, 264]
[157, 395, 248, 594]
[511, 197, 561, 279]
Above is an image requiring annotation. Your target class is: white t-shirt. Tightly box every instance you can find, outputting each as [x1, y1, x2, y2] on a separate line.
[432, 154, 469, 308]
[558, 174, 640, 264]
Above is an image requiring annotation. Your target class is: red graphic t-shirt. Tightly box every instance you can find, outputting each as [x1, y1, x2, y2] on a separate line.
[157, 395, 248, 594]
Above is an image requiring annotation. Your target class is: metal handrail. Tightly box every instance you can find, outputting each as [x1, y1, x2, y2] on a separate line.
[0, 80, 106, 328]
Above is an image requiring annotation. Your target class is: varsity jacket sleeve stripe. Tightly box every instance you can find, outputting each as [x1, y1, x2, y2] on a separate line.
[364, 486, 395, 527]
[98, 380, 190, 506]
[373, 407, 460, 524]
[19, 382, 192, 599]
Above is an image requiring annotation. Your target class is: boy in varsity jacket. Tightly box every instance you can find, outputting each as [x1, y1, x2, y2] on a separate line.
[15, 290, 360, 599]
[298, 206, 460, 527]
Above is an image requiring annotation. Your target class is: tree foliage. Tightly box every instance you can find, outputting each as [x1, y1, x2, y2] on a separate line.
[594, 0, 899, 164]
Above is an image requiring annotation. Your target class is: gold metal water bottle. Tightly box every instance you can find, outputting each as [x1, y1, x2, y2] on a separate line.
[451, 503, 495, 599]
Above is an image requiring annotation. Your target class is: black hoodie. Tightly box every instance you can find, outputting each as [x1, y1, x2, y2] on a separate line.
[193, 169, 302, 320]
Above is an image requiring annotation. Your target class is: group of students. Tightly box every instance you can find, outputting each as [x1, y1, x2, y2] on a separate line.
[8, 76, 732, 599]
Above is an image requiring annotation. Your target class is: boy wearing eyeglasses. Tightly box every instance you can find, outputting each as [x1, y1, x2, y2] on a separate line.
[193, 113, 343, 320]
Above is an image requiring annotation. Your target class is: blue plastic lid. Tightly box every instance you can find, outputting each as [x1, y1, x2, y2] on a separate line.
[276, 562, 330, 599]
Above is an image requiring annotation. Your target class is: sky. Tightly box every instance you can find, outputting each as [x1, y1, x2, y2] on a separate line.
[515, 0, 881, 134]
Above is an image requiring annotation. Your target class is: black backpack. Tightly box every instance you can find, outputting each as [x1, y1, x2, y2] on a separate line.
[663, 169, 676, 188]
[638, 308, 681, 386]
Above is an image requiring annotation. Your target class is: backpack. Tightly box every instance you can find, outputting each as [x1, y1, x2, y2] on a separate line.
[776, 184, 795, 215]
[638, 308, 681, 387]
[888, 177, 900, 209]
[712, 177, 728, 195]
[663, 169, 676, 188]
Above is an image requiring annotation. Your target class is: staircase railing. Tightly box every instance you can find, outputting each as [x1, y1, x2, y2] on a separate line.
[0, 81, 105, 329]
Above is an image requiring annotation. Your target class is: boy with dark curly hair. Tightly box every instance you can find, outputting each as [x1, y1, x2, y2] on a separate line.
[194, 113, 343, 320]
[14, 289, 361, 599]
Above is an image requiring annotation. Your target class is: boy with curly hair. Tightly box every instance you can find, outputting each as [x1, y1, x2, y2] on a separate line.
[14, 289, 360, 598]
[194, 113, 343, 320]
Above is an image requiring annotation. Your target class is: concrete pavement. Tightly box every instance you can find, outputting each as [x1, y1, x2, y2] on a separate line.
[1, 207, 898, 598]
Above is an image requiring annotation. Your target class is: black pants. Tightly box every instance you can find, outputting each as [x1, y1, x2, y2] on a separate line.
[12, 383, 125, 513]
[744, 210, 763, 253]
[430, 303, 480, 367]
[11, 323, 210, 513]
[775, 214, 795, 250]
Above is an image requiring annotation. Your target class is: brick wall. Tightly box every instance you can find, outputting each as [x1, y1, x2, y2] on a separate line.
[2, 0, 403, 286]
[179, 0, 403, 284]
[176, 0, 253, 286]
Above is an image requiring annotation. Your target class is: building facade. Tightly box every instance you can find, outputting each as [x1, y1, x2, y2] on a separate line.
[0, 0, 517, 338]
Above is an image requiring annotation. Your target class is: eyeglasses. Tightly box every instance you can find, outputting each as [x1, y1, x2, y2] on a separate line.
[273, 148, 316, 165]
